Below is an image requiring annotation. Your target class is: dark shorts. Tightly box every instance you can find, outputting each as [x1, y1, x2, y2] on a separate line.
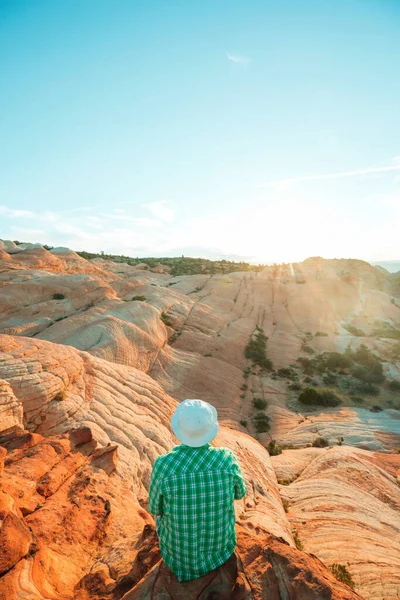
[153, 552, 252, 599]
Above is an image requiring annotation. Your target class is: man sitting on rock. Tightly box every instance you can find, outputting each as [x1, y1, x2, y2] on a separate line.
[148, 399, 247, 593]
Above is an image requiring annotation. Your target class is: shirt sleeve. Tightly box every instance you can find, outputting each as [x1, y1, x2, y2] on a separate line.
[148, 457, 164, 516]
[231, 452, 247, 500]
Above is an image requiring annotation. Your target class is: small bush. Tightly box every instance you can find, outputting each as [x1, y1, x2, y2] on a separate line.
[323, 373, 337, 385]
[293, 532, 304, 550]
[240, 419, 248, 428]
[312, 436, 329, 448]
[240, 393, 246, 399]
[253, 412, 270, 433]
[169, 331, 182, 344]
[54, 391, 66, 402]
[277, 367, 296, 380]
[253, 397, 267, 410]
[240, 383, 248, 391]
[161, 312, 173, 327]
[315, 331, 328, 336]
[350, 395, 364, 403]
[52, 293, 65, 300]
[298, 387, 341, 407]
[289, 382, 302, 391]
[245, 329, 273, 370]
[282, 498, 290, 512]
[388, 380, 400, 391]
[303, 345, 315, 354]
[370, 405, 383, 412]
[345, 324, 366, 336]
[132, 295, 146, 302]
[330, 564, 355, 590]
[267, 439, 282, 456]
[204, 353, 212, 357]
[337, 436, 344, 445]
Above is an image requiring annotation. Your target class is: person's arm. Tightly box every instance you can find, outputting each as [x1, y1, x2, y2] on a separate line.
[231, 453, 247, 499]
[148, 457, 164, 516]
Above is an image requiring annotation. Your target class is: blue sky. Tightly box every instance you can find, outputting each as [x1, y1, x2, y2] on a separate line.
[0, 0, 399, 263]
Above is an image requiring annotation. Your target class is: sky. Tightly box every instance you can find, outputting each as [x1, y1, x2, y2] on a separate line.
[0, 0, 399, 264]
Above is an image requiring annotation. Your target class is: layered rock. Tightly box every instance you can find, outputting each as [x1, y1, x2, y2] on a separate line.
[272, 446, 400, 600]
[0, 429, 362, 600]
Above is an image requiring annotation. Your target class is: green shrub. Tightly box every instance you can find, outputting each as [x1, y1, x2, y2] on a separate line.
[345, 324, 366, 336]
[324, 352, 352, 370]
[253, 412, 270, 433]
[253, 397, 267, 410]
[312, 436, 329, 448]
[161, 312, 173, 327]
[388, 380, 400, 391]
[303, 345, 315, 354]
[240, 383, 248, 391]
[351, 364, 384, 384]
[240, 393, 246, 399]
[298, 387, 341, 407]
[323, 373, 337, 385]
[132, 295, 146, 302]
[315, 331, 328, 336]
[52, 293, 65, 300]
[267, 439, 282, 456]
[169, 331, 182, 344]
[277, 367, 296, 380]
[293, 532, 304, 550]
[370, 405, 383, 412]
[245, 329, 273, 370]
[350, 395, 364, 403]
[330, 564, 355, 589]
[240, 419, 248, 428]
[204, 353, 212, 357]
[289, 382, 302, 391]
[349, 380, 380, 395]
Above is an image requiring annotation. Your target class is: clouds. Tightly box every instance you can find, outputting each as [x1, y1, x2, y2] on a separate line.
[226, 52, 251, 65]
[258, 157, 400, 188]
[143, 200, 175, 223]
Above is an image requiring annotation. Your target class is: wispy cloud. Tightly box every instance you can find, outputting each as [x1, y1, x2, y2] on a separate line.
[144, 200, 175, 223]
[258, 158, 400, 188]
[226, 52, 251, 65]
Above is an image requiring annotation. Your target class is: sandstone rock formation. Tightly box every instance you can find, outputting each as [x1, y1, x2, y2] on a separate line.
[272, 446, 400, 600]
[1, 241, 400, 599]
[0, 428, 362, 600]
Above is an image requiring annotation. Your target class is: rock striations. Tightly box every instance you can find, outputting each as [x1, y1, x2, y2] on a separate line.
[0, 240, 400, 599]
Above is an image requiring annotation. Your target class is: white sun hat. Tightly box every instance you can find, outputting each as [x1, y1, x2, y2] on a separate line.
[171, 399, 219, 447]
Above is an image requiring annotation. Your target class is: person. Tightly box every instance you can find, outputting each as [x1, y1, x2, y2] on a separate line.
[148, 399, 247, 584]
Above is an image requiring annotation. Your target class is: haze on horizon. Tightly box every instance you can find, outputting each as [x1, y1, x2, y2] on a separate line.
[0, 0, 399, 264]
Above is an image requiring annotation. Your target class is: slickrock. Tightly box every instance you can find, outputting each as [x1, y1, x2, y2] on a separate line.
[0, 380, 23, 436]
[270, 405, 400, 452]
[0, 428, 155, 600]
[0, 334, 176, 486]
[0, 334, 291, 542]
[0, 429, 362, 600]
[272, 446, 400, 600]
[120, 526, 362, 600]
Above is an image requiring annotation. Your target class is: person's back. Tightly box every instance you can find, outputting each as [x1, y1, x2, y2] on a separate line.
[148, 399, 246, 583]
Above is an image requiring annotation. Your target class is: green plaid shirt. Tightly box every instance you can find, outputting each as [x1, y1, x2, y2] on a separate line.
[148, 444, 247, 582]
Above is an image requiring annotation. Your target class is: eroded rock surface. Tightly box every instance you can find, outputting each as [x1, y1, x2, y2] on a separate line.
[272, 446, 400, 600]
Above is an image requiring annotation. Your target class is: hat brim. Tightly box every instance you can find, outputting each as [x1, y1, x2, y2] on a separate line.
[171, 407, 219, 447]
